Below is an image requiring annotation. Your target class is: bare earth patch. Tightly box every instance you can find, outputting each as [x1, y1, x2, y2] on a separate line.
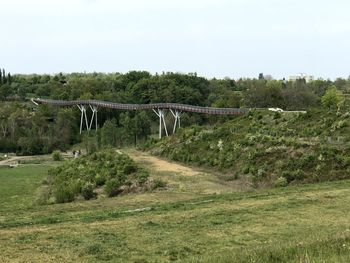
[124, 149, 251, 194]
[125, 149, 201, 176]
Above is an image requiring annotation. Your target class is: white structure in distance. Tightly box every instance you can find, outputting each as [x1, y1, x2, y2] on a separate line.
[289, 73, 314, 83]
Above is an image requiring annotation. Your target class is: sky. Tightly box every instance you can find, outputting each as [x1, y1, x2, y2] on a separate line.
[1, 0, 350, 79]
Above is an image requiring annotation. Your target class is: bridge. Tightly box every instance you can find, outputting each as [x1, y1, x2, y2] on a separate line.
[31, 98, 248, 138]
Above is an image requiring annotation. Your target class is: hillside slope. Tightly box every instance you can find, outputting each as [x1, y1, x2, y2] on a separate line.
[147, 109, 350, 187]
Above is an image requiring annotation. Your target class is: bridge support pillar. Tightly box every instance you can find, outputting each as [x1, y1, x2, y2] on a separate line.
[170, 109, 181, 134]
[77, 105, 89, 134]
[89, 105, 98, 131]
[153, 109, 168, 139]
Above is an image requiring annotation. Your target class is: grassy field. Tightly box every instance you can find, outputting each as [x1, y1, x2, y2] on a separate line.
[1, 154, 350, 262]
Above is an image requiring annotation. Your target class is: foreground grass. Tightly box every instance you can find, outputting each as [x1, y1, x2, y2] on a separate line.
[1, 164, 350, 262]
[0, 165, 50, 212]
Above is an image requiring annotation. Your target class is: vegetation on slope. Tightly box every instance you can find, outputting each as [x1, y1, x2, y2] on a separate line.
[38, 149, 162, 204]
[146, 108, 350, 187]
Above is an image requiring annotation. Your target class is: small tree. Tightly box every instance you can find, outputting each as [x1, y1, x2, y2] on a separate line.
[101, 119, 118, 147]
[321, 85, 342, 110]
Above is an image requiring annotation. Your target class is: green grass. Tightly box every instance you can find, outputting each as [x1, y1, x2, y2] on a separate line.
[1, 161, 350, 262]
[0, 165, 49, 212]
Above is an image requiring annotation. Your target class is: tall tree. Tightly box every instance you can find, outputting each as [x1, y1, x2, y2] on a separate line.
[100, 119, 118, 147]
[7, 73, 11, 85]
[2, 69, 6, 84]
[321, 85, 343, 110]
[134, 111, 151, 142]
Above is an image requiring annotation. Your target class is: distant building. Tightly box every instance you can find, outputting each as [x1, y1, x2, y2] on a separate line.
[289, 73, 314, 83]
[258, 73, 273, 80]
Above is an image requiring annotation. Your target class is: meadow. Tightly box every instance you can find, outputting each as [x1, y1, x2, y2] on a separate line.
[1, 153, 350, 263]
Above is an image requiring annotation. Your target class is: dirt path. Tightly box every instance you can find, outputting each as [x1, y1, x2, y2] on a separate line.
[125, 149, 250, 194]
[0, 156, 42, 166]
[126, 149, 201, 177]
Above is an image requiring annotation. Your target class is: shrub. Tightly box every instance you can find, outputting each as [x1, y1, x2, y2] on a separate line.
[83, 134, 98, 154]
[257, 168, 266, 178]
[52, 150, 63, 161]
[81, 182, 96, 200]
[71, 180, 83, 195]
[137, 170, 149, 185]
[54, 186, 75, 203]
[274, 176, 288, 187]
[153, 178, 166, 189]
[282, 169, 305, 183]
[35, 186, 51, 205]
[42, 149, 152, 203]
[105, 179, 121, 197]
[273, 112, 281, 119]
[139, 138, 157, 150]
[123, 163, 137, 174]
[242, 165, 250, 174]
[95, 174, 106, 186]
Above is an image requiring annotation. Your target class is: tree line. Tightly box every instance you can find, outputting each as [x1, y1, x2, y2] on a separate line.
[0, 70, 349, 154]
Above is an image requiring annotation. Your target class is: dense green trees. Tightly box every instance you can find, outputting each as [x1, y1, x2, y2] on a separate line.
[0, 70, 349, 154]
[0, 103, 79, 154]
[98, 112, 151, 148]
[243, 80, 284, 108]
[321, 85, 343, 110]
[100, 119, 119, 147]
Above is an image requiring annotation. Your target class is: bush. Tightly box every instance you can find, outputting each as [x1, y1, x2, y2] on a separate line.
[153, 178, 166, 189]
[42, 149, 152, 203]
[139, 138, 157, 150]
[274, 176, 288, 187]
[137, 170, 149, 185]
[95, 174, 106, 186]
[273, 112, 281, 119]
[123, 163, 137, 174]
[105, 179, 121, 197]
[242, 165, 250, 174]
[282, 169, 305, 182]
[35, 186, 51, 205]
[83, 134, 98, 154]
[82, 182, 96, 200]
[54, 186, 75, 203]
[52, 151, 63, 161]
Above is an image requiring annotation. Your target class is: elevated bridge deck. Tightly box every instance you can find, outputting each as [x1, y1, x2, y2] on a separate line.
[32, 98, 247, 115]
[32, 98, 248, 138]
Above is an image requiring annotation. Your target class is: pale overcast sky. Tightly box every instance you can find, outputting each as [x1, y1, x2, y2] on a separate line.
[1, 0, 350, 79]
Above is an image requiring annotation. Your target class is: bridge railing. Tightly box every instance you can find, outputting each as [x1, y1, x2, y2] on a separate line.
[32, 98, 248, 115]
